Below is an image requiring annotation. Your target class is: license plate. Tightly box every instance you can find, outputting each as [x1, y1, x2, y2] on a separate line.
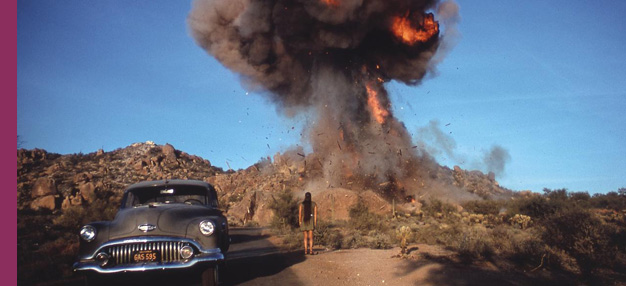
[132, 250, 160, 263]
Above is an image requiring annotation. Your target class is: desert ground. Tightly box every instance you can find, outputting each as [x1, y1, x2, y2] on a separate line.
[54, 227, 580, 286]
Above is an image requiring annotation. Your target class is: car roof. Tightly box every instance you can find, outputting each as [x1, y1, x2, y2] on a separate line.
[124, 179, 212, 193]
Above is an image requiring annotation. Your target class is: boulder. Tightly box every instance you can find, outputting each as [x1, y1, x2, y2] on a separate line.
[31, 178, 57, 198]
[62, 192, 84, 209]
[73, 172, 92, 184]
[30, 195, 56, 211]
[79, 182, 97, 203]
[162, 144, 178, 163]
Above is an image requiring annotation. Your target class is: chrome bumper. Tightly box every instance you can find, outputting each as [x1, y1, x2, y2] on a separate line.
[73, 236, 224, 274]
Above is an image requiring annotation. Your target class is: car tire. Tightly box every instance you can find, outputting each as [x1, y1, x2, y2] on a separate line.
[201, 266, 219, 286]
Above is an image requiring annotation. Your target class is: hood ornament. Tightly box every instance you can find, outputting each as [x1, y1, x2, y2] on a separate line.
[138, 224, 157, 232]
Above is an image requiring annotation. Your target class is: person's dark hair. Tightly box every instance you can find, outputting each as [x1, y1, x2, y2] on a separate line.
[302, 192, 312, 222]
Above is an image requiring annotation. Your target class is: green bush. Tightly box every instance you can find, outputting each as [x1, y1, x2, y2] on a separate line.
[506, 195, 567, 222]
[268, 189, 299, 231]
[542, 208, 618, 274]
[348, 199, 385, 233]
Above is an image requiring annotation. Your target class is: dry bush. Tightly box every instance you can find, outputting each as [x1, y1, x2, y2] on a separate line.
[276, 230, 302, 250]
[53, 198, 116, 230]
[456, 225, 494, 260]
[314, 220, 344, 250]
[462, 199, 503, 215]
[422, 198, 458, 219]
[366, 230, 393, 249]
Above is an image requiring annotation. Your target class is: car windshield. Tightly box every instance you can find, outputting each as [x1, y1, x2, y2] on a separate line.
[122, 185, 217, 208]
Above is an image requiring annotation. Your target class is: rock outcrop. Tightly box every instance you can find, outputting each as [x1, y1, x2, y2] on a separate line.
[18, 142, 512, 223]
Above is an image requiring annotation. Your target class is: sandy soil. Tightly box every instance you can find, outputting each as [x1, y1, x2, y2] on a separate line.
[226, 244, 572, 286]
[221, 228, 577, 286]
[53, 228, 580, 286]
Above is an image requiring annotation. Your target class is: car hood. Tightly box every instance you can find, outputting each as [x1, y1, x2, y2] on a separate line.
[109, 204, 222, 240]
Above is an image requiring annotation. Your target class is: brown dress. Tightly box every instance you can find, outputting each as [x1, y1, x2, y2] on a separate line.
[300, 201, 316, 231]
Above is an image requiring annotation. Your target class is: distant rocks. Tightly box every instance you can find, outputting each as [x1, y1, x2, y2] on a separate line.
[28, 177, 57, 211]
[31, 177, 57, 198]
[17, 142, 222, 212]
[30, 195, 56, 211]
[18, 141, 512, 226]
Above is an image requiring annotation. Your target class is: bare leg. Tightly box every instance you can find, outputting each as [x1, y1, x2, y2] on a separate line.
[307, 230, 314, 254]
[303, 231, 308, 254]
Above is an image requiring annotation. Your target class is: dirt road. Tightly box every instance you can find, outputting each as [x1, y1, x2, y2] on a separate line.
[56, 228, 575, 286]
[220, 228, 572, 286]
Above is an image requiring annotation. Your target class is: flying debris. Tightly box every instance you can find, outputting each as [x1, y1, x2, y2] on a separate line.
[189, 0, 459, 189]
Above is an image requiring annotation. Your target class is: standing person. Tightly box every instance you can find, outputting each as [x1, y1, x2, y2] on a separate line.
[298, 192, 317, 255]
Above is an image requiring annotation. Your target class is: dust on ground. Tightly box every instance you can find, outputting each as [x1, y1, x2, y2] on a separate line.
[225, 240, 573, 286]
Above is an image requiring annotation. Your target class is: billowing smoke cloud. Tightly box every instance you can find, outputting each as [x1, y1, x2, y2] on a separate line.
[188, 0, 459, 189]
[416, 120, 462, 162]
[416, 120, 511, 178]
[483, 145, 511, 177]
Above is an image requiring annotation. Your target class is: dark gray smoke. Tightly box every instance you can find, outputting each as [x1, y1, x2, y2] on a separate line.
[483, 145, 511, 177]
[189, 0, 459, 187]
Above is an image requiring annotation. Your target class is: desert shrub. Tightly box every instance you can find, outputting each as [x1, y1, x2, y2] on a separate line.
[456, 226, 494, 260]
[590, 190, 626, 211]
[268, 189, 299, 231]
[367, 230, 392, 249]
[543, 188, 569, 201]
[342, 230, 366, 249]
[396, 225, 412, 254]
[462, 199, 503, 215]
[422, 198, 458, 218]
[569, 191, 591, 208]
[314, 220, 343, 249]
[542, 208, 619, 274]
[349, 199, 385, 233]
[506, 231, 548, 267]
[53, 198, 117, 230]
[415, 221, 464, 246]
[228, 193, 244, 203]
[506, 195, 569, 222]
[277, 230, 302, 250]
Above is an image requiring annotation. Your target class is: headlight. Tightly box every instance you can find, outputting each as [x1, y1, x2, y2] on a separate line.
[199, 220, 215, 236]
[80, 225, 97, 242]
[180, 245, 194, 259]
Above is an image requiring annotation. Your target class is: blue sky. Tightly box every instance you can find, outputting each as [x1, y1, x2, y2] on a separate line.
[17, 0, 626, 194]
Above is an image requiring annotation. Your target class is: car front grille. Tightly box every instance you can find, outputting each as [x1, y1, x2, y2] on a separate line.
[105, 241, 188, 265]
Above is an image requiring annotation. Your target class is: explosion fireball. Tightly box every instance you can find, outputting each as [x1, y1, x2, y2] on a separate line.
[189, 0, 460, 195]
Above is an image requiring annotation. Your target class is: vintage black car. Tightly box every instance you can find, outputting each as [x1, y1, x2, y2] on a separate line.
[73, 180, 229, 286]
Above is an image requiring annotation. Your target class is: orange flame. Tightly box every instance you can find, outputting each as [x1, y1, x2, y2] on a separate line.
[321, 0, 339, 7]
[391, 13, 439, 45]
[366, 83, 389, 124]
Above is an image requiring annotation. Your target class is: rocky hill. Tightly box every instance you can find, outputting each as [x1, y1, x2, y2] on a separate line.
[17, 142, 512, 226]
[18, 143, 626, 286]
[14, 142, 513, 285]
